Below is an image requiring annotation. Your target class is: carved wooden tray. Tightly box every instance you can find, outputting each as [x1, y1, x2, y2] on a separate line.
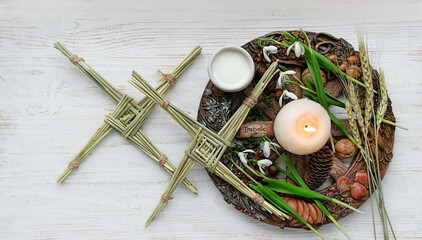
[196, 31, 396, 229]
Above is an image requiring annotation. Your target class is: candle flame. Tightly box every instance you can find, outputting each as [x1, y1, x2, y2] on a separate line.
[304, 123, 316, 133]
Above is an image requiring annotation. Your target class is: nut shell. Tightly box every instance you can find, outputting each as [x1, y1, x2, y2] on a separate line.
[335, 138, 358, 160]
[302, 68, 327, 86]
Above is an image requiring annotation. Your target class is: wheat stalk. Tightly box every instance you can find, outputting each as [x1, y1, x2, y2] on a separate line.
[376, 69, 388, 127]
[345, 99, 362, 148]
[358, 34, 374, 137]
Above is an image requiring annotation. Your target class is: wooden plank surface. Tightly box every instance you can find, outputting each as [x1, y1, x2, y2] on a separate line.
[0, 0, 421, 239]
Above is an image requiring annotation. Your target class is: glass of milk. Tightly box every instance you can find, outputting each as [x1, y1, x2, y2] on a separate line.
[208, 46, 255, 92]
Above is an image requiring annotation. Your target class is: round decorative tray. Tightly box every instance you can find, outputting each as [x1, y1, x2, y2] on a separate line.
[196, 30, 396, 229]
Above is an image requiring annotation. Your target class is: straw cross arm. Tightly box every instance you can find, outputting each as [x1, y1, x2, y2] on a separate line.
[129, 62, 282, 227]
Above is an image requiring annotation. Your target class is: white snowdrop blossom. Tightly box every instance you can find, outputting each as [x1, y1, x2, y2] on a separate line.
[276, 70, 296, 89]
[287, 42, 305, 58]
[260, 141, 281, 158]
[263, 46, 277, 62]
[257, 159, 273, 175]
[237, 149, 255, 165]
[278, 89, 298, 107]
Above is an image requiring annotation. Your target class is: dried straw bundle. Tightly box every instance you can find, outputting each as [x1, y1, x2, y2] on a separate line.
[129, 62, 290, 226]
[54, 42, 200, 193]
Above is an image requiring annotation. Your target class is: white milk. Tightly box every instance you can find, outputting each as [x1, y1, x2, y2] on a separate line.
[212, 50, 250, 85]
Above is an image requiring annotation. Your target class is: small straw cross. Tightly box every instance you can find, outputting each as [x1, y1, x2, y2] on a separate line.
[54, 42, 201, 194]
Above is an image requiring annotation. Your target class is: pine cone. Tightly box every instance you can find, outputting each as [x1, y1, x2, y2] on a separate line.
[304, 146, 334, 190]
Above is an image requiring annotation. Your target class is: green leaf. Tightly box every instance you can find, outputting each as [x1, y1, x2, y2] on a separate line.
[274, 165, 297, 184]
[282, 155, 353, 239]
[250, 184, 325, 240]
[303, 76, 314, 91]
[327, 109, 357, 145]
[305, 56, 328, 109]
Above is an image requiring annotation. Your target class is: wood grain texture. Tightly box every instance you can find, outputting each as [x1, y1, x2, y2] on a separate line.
[0, 0, 421, 239]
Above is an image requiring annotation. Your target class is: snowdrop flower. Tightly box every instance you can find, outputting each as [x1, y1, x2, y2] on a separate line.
[287, 42, 305, 58]
[276, 70, 296, 89]
[257, 159, 273, 175]
[278, 89, 298, 107]
[260, 141, 281, 158]
[263, 45, 277, 62]
[237, 149, 255, 165]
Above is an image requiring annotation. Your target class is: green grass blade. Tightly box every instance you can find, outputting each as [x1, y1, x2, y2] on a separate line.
[264, 178, 363, 214]
[280, 151, 355, 238]
[250, 184, 325, 240]
[326, 109, 357, 145]
[274, 165, 297, 184]
[315, 199, 351, 239]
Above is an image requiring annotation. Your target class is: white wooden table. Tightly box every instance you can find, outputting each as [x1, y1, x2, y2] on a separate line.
[1, 0, 421, 239]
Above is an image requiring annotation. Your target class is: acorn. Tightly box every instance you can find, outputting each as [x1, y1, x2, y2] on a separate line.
[335, 138, 358, 160]
[347, 55, 358, 64]
[350, 182, 367, 200]
[346, 65, 361, 78]
[302, 68, 327, 86]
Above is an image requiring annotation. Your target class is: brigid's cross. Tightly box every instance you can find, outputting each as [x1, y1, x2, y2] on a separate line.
[54, 42, 200, 194]
[129, 62, 289, 226]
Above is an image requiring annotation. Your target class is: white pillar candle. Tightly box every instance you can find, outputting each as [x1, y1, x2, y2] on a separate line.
[273, 99, 331, 155]
[208, 46, 255, 92]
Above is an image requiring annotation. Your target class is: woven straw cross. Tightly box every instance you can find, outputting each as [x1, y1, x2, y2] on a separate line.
[129, 62, 290, 226]
[54, 42, 201, 194]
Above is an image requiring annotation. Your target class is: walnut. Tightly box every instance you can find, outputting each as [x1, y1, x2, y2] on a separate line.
[324, 79, 342, 98]
[335, 138, 358, 160]
[302, 68, 327, 86]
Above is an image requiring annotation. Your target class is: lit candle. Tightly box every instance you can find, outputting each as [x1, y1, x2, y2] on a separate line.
[273, 99, 331, 155]
[208, 46, 255, 92]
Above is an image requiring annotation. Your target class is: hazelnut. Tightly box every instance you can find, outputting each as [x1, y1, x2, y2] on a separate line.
[346, 65, 361, 79]
[339, 63, 347, 72]
[337, 176, 352, 192]
[268, 165, 278, 176]
[355, 170, 369, 185]
[347, 55, 358, 64]
[335, 138, 358, 160]
[302, 68, 327, 86]
[350, 182, 367, 200]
